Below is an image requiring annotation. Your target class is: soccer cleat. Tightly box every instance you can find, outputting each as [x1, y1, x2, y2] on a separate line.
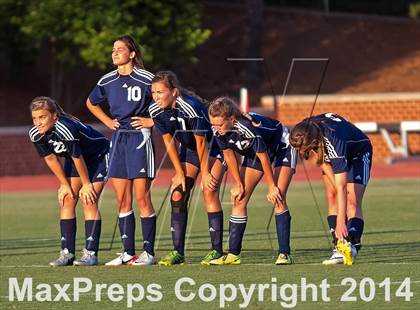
[322, 248, 344, 265]
[49, 248, 75, 267]
[337, 240, 357, 265]
[105, 252, 137, 266]
[209, 253, 241, 265]
[200, 250, 223, 266]
[275, 253, 293, 265]
[129, 251, 156, 266]
[73, 248, 98, 266]
[158, 250, 185, 266]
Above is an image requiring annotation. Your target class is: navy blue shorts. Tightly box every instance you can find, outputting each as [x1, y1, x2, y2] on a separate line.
[64, 153, 109, 183]
[346, 146, 372, 185]
[180, 144, 224, 168]
[242, 145, 297, 172]
[108, 129, 155, 179]
[322, 145, 372, 185]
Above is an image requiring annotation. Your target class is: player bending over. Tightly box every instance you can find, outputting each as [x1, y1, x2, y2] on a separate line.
[29, 96, 109, 266]
[132, 70, 226, 266]
[289, 113, 372, 265]
[208, 96, 297, 265]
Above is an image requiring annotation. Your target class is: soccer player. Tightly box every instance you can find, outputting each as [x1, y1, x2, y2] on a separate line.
[289, 112, 372, 265]
[208, 96, 297, 265]
[86, 35, 157, 266]
[132, 70, 226, 266]
[29, 96, 109, 266]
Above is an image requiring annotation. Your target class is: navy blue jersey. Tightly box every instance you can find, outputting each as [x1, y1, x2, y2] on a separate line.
[29, 116, 109, 163]
[149, 94, 213, 151]
[312, 113, 371, 174]
[88, 68, 154, 129]
[214, 112, 288, 160]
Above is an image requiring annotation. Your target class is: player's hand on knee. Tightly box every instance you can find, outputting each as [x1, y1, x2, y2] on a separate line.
[171, 172, 186, 192]
[80, 183, 97, 205]
[267, 184, 282, 206]
[230, 183, 245, 204]
[58, 184, 75, 207]
[202, 173, 218, 191]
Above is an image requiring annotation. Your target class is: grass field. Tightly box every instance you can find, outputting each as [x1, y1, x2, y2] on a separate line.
[1, 178, 419, 309]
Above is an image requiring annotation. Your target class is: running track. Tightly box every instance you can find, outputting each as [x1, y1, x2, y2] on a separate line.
[1, 162, 418, 193]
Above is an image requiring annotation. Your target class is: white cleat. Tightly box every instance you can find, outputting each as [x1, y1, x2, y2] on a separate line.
[49, 248, 75, 267]
[129, 251, 156, 266]
[322, 248, 344, 265]
[73, 248, 98, 266]
[105, 252, 137, 266]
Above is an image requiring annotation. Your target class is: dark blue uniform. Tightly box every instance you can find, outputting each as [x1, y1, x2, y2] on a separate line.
[313, 113, 372, 184]
[29, 116, 109, 182]
[89, 68, 155, 179]
[149, 94, 222, 167]
[213, 112, 297, 171]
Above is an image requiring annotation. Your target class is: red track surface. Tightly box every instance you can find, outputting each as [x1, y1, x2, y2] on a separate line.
[1, 162, 418, 193]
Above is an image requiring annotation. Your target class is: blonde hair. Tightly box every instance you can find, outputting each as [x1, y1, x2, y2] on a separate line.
[208, 96, 260, 126]
[30, 96, 78, 121]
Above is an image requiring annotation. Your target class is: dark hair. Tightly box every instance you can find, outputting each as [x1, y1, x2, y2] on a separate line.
[114, 35, 145, 69]
[208, 96, 260, 126]
[152, 70, 208, 105]
[30, 96, 78, 121]
[289, 118, 325, 165]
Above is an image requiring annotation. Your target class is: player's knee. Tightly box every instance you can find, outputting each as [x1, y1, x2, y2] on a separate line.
[171, 190, 183, 202]
[136, 193, 151, 209]
[202, 187, 218, 203]
[326, 189, 337, 201]
[170, 177, 194, 214]
[63, 194, 78, 205]
[233, 200, 247, 211]
[82, 201, 97, 210]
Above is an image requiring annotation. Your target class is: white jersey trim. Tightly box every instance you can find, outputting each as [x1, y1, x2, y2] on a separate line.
[234, 121, 255, 139]
[97, 70, 119, 86]
[176, 97, 199, 118]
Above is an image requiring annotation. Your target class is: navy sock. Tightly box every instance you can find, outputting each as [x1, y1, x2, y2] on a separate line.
[85, 220, 101, 253]
[119, 211, 136, 256]
[327, 215, 338, 246]
[208, 211, 223, 253]
[141, 214, 156, 256]
[229, 215, 247, 255]
[171, 212, 188, 255]
[347, 217, 364, 251]
[60, 218, 76, 254]
[275, 210, 291, 255]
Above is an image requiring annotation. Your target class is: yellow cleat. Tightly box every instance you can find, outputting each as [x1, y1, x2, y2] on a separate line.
[275, 253, 293, 265]
[201, 250, 223, 266]
[158, 250, 185, 266]
[209, 253, 241, 265]
[337, 240, 356, 265]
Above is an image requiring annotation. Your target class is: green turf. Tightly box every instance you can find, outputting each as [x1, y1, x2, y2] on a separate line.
[1, 178, 419, 309]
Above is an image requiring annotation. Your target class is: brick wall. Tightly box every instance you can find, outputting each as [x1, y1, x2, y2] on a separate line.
[1, 93, 419, 176]
[0, 129, 171, 177]
[261, 93, 420, 163]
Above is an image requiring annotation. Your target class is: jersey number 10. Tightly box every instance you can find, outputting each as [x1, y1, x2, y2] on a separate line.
[127, 86, 142, 101]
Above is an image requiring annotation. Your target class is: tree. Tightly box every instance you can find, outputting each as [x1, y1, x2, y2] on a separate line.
[409, 2, 420, 19]
[5, 0, 210, 102]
